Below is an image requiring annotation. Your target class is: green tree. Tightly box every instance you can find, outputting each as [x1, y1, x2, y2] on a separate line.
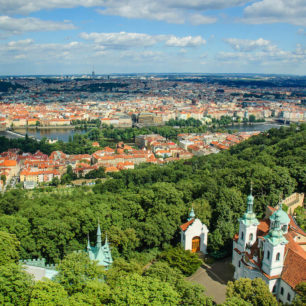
[226, 278, 278, 306]
[0, 263, 33, 306]
[55, 252, 105, 295]
[293, 282, 306, 306]
[0, 174, 6, 185]
[109, 273, 179, 305]
[249, 114, 256, 122]
[0, 231, 20, 265]
[159, 246, 202, 276]
[221, 296, 252, 306]
[29, 280, 69, 306]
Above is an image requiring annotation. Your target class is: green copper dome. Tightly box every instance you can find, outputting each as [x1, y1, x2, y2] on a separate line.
[265, 210, 288, 246]
[269, 205, 290, 225]
[188, 207, 196, 221]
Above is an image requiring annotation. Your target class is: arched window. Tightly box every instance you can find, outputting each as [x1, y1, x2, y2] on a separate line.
[267, 251, 270, 260]
[249, 233, 253, 241]
[287, 293, 291, 301]
[241, 232, 244, 240]
[276, 253, 280, 261]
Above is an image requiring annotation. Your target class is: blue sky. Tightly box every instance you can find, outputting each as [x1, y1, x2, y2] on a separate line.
[0, 0, 305, 75]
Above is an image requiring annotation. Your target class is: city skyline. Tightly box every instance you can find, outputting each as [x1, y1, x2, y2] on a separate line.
[0, 0, 305, 75]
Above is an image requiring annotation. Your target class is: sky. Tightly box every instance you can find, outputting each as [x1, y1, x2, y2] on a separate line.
[0, 0, 305, 75]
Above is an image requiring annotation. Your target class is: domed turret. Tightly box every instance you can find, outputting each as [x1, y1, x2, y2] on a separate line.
[188, 207, 195, 221]
[269, 203, 290, 233]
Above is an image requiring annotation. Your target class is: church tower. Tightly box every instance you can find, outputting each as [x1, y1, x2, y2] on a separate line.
[237, 186, 259, 253]
[262, 210, 288, 276]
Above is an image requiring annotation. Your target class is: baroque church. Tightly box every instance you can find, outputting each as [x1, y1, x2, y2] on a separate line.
[232, 188, 306, 304]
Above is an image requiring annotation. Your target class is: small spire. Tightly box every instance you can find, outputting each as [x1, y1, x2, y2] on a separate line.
[105, 233, 109, 246]
[87, 234, 91, 251]
[188, 207, 195, 221]
[96, 219, 102, 248]
[246, 182, 254, 214]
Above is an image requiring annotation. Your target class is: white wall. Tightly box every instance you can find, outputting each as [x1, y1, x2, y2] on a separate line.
[181, 219, 209, 254]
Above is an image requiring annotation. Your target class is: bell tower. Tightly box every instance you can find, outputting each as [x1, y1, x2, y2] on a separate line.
[237, 185, 259, 253]
[262, 211, 288, 276]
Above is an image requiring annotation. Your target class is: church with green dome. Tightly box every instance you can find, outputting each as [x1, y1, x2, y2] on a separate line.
[232, 188, 306, 305]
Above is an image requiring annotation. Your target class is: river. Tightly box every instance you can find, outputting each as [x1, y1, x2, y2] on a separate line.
[0, 123, 286, 142]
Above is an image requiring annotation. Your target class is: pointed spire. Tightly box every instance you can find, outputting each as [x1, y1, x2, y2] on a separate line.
[104, 233, 109, 246]
[87, 234, 91, 251]
[188, 207, 195, 221]
[246, 182, 254, 214]
[96, 219, 102, 249]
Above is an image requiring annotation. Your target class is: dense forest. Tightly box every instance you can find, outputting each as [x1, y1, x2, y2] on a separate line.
[0, 124, 305, 261]
[0, 125, 305, 304]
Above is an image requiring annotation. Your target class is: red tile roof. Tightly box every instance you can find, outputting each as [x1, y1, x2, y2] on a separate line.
[180, 219, 195, 232]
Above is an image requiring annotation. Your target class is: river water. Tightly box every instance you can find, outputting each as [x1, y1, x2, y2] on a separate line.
[0, 123, 286, 142]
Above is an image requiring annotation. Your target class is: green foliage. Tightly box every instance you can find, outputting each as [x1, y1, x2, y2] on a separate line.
[0, 125, 304, 263]
[293, 282, 306, 306]
[221, 296, 252, 306]
[29, 280, 69, 306]
[226, 278, 278, 306]
[159, 246, 202, 276]
[144, 261, 213, 305]
[0, 231, 20, 265]
[109, 273, 180, 305]
[1, 174, 6, 184]
[68, 281, 110, 305]
[0, 263, 33, 306]
[55, 252, 105, 295]
[84, 167, 106, 179]
[105, 258, 143, 288]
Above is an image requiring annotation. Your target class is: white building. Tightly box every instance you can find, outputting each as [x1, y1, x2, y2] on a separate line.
[180, 208, 209, 254]
[232, 189, 306, 304]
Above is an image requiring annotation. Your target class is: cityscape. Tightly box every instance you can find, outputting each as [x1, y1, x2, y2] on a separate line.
[0, 0, 305, 305]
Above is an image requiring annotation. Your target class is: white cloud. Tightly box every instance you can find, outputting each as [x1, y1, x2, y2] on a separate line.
[0, 0, 249, 24]
[80, 31, 206, 49]
[242, 0, 306, 26]
[189, 14, 217, 25]
[224, 38, 277, 52]
[0, 16, 75, 38]
[165, 35, 206, 47]
[80, 32, 158, 48]
[217, 44, 306, 65]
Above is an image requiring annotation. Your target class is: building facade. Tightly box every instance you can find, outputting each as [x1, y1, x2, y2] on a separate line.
[180, 208, 209, 254]
[232, 190, 306, 304]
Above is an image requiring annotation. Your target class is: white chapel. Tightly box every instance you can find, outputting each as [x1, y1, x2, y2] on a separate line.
[180, 208, 209, 254]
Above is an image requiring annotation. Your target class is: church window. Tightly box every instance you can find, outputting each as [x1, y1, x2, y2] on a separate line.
[282, 225, 287, 232]
[249, 233, 253, 241]
[287, 293, 291, 301]
[241, 232, 244, 240]
[276, 253, 280, 261]
[267, 251, 270, 260]
[272, 285, 276, 293]
[239, 261, 241, 267]
[280, 287, 284, 295]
